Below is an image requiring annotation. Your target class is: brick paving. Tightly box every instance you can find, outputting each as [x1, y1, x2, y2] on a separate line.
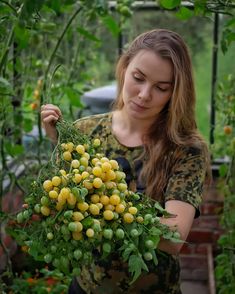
[181, 281, 209, 294]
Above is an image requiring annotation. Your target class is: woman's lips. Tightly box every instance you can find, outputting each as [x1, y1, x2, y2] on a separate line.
[130, 101, 148, 111]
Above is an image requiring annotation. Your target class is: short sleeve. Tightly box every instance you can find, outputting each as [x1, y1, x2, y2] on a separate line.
[164, 149, 206, 218]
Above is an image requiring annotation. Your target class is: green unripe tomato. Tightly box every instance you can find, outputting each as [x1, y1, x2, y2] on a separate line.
[143, 252, 153, 261]
[23, 210, 30, 219]
[44, 253, 52, 263]
[64, 210, 73, 219]
[34, 204, 41, 213]
[102, 242, 112, 253]
[52, 258, 60, 268]
[144, 214, 152, 222]
[103, 229, 113, 240]
[68, 222, 78, 232]
[47, 232, 54, 240]
[50, 245, 57, 253]
[145, 239, 155, 249]
[130, 229, 139, 238]
[41, 196, 50, 206]
[74, 249, 83, 260]
[173, 231, 181, 239]
[115, 228, 125, 239]
[93, 223, 101, 232]
[16, 212, 24, 223]
[72, 267, 81, 276]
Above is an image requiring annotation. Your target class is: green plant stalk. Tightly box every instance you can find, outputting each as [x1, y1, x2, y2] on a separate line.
[0, 26, 14, 75]
[0, 0, 18, 15]
[0, 2, 24, 75]
[0, 236, 13, 273]
[42, 5, 83, 104]
[38, 5, 83, 148]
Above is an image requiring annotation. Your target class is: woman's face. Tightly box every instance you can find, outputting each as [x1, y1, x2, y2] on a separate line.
[121, 49, 173, 123]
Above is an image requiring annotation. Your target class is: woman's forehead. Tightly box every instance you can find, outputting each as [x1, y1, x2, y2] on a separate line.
[127, 50, 173, 83]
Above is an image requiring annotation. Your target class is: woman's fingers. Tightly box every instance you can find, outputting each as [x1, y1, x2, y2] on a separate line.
[41, 104, 62, 124]
[40, 104, 62, 143]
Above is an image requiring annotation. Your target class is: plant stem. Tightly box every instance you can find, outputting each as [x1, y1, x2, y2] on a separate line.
[42, 5, 83, 104]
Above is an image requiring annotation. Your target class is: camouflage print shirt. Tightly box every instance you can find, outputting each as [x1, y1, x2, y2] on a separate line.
[72, 112, 206, 294]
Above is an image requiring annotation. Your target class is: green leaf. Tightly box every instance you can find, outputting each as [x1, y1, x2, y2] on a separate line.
[14, 25, 30, 49]
[23, 118, 34, 133]
[225, 18, 235, 28]
[5, 142, 24, 156]
[128, 254, 148, 284]
[154, 202, 165, 212]
[149, 227, 162, 236]
[160, 0, 181, 10]
[77, 27, 100, 42]
[151, 250, 158, 266]
[0, 77, 13, 95]
[175, 7, 194, 20]
[100, 15, 120, 36]
[81, 216, 93, 228]
[120, 242, 136, 261]
[219, 163, 228, 177]
[64, 87, 84, 108]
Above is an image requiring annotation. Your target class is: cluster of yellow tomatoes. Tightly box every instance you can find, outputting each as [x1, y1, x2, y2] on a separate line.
[14, 135, 180, 280]
[37, 139, 143, 242]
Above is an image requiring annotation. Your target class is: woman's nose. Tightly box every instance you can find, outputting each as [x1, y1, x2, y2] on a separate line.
[138, 84, 152, 101]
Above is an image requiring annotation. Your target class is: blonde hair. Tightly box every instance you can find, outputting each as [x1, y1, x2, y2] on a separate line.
[113, 29, 211, 200]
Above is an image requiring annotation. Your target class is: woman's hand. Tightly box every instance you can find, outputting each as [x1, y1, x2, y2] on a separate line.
[41, 104, 62, 144]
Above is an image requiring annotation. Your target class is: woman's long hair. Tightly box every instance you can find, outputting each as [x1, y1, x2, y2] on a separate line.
[112, 29, 211, 200]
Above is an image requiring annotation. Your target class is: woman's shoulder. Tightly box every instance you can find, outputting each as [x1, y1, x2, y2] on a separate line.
[170, 142, 210, 176]
[73, 112, 112, 134]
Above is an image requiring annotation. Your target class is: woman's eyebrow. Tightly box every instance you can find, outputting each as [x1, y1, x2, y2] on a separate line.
[134, 68, 173, 84]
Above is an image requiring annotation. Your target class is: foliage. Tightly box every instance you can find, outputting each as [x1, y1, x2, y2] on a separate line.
[5, 267, 71, 294]
[158, 0, 235, 53]
[213, 74, 235, 294]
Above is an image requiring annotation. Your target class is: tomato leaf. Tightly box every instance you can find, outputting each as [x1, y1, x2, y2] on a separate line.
[160, 0, 181, 10]
[77, 27, 101, 42]
[128, 254, 148, 284]
[175, 7, 194, 20]
[81, 216, 93, 228]
[100, 15, 120, 36]
[151, 250, 158, 266]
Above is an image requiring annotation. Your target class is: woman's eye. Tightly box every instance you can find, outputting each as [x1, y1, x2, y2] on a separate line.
[156, 86, 168, 92]
[133, 74, 143, 81]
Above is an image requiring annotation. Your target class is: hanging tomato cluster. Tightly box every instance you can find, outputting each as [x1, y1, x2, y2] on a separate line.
[12, 120, 181, 283]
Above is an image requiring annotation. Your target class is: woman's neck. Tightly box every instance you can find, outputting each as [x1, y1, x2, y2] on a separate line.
[112, 110, 149, 147]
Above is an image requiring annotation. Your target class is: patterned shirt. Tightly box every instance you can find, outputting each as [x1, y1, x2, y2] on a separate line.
[72, 112, 206, 294]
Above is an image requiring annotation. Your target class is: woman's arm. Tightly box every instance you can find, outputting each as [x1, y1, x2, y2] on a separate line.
[158, 200, 195, 255]
[41, 104, 62, 144]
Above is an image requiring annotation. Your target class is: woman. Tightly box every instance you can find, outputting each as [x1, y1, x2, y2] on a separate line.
[41, 29, 210, 293]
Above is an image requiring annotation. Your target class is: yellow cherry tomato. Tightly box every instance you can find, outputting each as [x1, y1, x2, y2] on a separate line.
[103, 210, 114, 220]
[123, 213, 134, 223]
[89, 204, 100, 215]
[77, 202, 89, 212]
[76, 144, 85, 155]
[51, 176, 61, 186]
[86, 228, 95, 238]
[40, 206, 50, 216]
[128, 206, 138, 215]
[93, 177, 103, 189]
[73, 211, 84, 221]
[63, 151, 72, 161]
[109, 194, 121, 206]
[43, 180, 53, 192]
[49, 190, 58, 199]
[71, 159, 80, 169]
